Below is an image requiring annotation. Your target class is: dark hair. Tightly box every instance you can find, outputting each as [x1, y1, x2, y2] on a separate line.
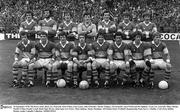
[83, 12, 91, 17]
[25, 10, 33, 17]
[58, 31, 67, 37]
[44, 8, 52, 17]
[38, 31, 48, 36]
[103, 10, 110, 15]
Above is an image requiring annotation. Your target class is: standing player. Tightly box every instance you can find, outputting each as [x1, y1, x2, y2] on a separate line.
[28, 31, 56, 87]
[108, 32, 130, 86]
[117, 11, 136, 44]
[19, 11, 37, 41]
[148, 32, 171, 87]
[58, 12, 78, 44]
[126, 31, 152, 87]
[91, 33, 110, 88]
[98, 11, 116, 43]
[78, 13, 97, 45]
[72, 34, 94, 88]
[137, 12, 157, 41]
[52, 32, 74, 87]
[37, 9, 57, 42]
[11, 31, 35, 87]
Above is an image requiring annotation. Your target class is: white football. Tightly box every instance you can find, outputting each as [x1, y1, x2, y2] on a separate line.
[79, 80, 89, 89]
[158, 80, 168, 89]
[56, 79, 66, 88]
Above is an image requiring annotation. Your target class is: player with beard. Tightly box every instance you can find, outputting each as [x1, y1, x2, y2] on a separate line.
[98, 11, 116, 43]
[137, 12, 157, 42]
[91, 33, 110, 89]
[58, 12, 78, 45]
[19, 11, 37, 41]
[28, 31, 56, 87]
[117, 11, 136, 44]
[126, 31, 152, 87]
[52, 31, 74, 87]
[11, 31, 35, 87]
[38, 9, 57, 42]
[72, 34, 94, 88]
[78, 13, 97, 45]
[108, 32, 130, 87]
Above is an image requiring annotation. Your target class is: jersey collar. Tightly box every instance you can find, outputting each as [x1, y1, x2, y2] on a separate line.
[102, 20, 110, 25]
[97, 40, 105, 47]
[44, 18, 52, 23]
[64, 20, 72, 27]
[122, 20, 130, 26]
[133, 41, 142, 48]
[40, 40, 48, 48]
[115, 42, 122, 48]
[83, 22, 92, 28]
[26, 20, 33, 25]
[152, 41, 161, 47]
[60, 41, 69, 48]
[143, 21, 151, 26]
[22, 40, 30, 47]
[78, 43, 86, 50]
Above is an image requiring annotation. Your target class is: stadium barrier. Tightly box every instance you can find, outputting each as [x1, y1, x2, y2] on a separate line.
[0, 33, 180, 40]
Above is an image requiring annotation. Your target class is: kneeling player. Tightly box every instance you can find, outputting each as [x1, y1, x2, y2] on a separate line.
[52, 32, 74, 87]
[108, 32, 129, 87]
[11, 31, 35, 87]
[72, 35, 93, 88]
[91, 33, 110, 88]
[28, 31, 56, 87]
[150, 32, 171, 83]
[127, 31, 152, 88]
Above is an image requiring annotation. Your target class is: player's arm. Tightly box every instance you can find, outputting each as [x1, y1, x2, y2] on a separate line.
[152, 23, 158, 33]
[37, 20, 42, 31]
[14, 46, 21, 61]
[88, 24, 97, 36]
[143, 42, 153, 61]
[107, 44, 113, 62]
[51, 43, 57, 61]
[117, 23, 123, 32]
[84, 46, 95, 63]
[98, 22, 103, 31]
[19, 23, 24, 33]
[77, 23, 87, 35]
[162, 43, 170, 63]
[68, 43, 75, 61]
[124, 44, 130, 63]
[137, 23, 143, 32]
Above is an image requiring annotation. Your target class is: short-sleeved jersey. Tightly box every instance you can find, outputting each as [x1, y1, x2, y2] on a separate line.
[15, 40, 35, 58]
[150, 41, 168, 59]
[78, 22, 97, 36]
[58, 21, 77, 31]
[98, 20, 116, 29]
[118, 21, 135, 31]
[56, 42, 74, 61]
[38, 18, 57, 31]
[35, 41, 56, 58]
[73, 44, 92, 60]
[137, 22, 157, 32]
[109, 42, 128, 60]
[92, 41, 110, 58]
[20, 20, 37, 30]
[128, 41, 151, 60]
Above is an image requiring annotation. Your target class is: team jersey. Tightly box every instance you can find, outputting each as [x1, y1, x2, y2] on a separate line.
[73, 43, 92, 60]
[38, 18, 57, 31]
[118, 21, 136, 32]
[137, 21, 157, 32]
[128, 41, 151, 60]
[58, 21, 77, 31]
[91, 41, 110, 58]
[98, 20, 116, 30]
[78, 22, 97, 36]
[15, 40, 35, 58]
[20, 20, 37, 31]
[55, 41, 74, 61]
[35, 41, 56, 58]
[108, 42, 128, 60]
[150, 41, 169, 59]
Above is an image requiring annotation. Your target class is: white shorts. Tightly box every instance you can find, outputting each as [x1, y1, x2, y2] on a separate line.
[134, 60, 146, 68]
[151, 59, 167, 69]
[113, 60, 126, 70]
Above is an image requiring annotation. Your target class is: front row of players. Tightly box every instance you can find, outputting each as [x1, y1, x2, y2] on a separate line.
[11, 30, 171, 89]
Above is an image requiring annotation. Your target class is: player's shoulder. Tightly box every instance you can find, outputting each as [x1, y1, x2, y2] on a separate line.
[16, 41, 23, 47]
[161, 41, 167, 47]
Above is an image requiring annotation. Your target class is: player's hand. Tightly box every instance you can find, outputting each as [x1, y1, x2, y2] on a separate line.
[166, 59, 170, 64]
[110, 61, 114, 65]
[29, 58, 36, 64]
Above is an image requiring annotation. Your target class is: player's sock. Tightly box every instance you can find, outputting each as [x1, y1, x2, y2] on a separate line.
[66, 70, 72, 86]
[21, 66, 28, 82]
[12, 67, 19, 82]
[92, 68, 99, 84]
[27, 69, 35, 87]
[104, 69, 110, 88]
[53, 71, 58, 84]
[73, 71, 78, 88]
[46, 70, 52, 85]
[86, 70, 92, 85]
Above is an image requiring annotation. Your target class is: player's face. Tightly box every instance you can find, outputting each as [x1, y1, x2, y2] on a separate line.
[154, 36, 161, 43]
[26, 13, 32, 21]
[124, 16, 129, 22]
[134, 35, 141, 44]
[115, 36, 122, 43]
[60, 36, 66, 43]
[40, 34, 48, 42]
[103, 13, 110, 21]
[65, 14, 71, 21]
[44, 11, 50, 18]
[21, 35, 28, 42]
[84, 15, 91, 23]
[144, 16, 150, 22]
[79, 36, 85, 43]
[98, 35, 104, 44]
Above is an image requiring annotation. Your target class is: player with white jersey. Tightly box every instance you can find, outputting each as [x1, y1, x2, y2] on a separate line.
[149, 32, 171, 83]
[37, 9, 57, 42]
[98, 11, 116, 43]
[28, 31, 56, 87]
[117, 11, 136, 44]
[127, 31, 152, 87]
[72, 34, 94, 88]
[137, 12, 157, 42]
[91, 33, 110, 88]
[11, 31, 35, 87]
[52, 31, 74, 87]
[108, 32, 130, 87]
[58, 12, 78, 44]
[78, 13, 97, 45]
[19, 11, 37, 41]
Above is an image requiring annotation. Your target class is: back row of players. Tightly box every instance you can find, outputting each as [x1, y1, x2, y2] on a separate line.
[12, 9, 171, 89]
